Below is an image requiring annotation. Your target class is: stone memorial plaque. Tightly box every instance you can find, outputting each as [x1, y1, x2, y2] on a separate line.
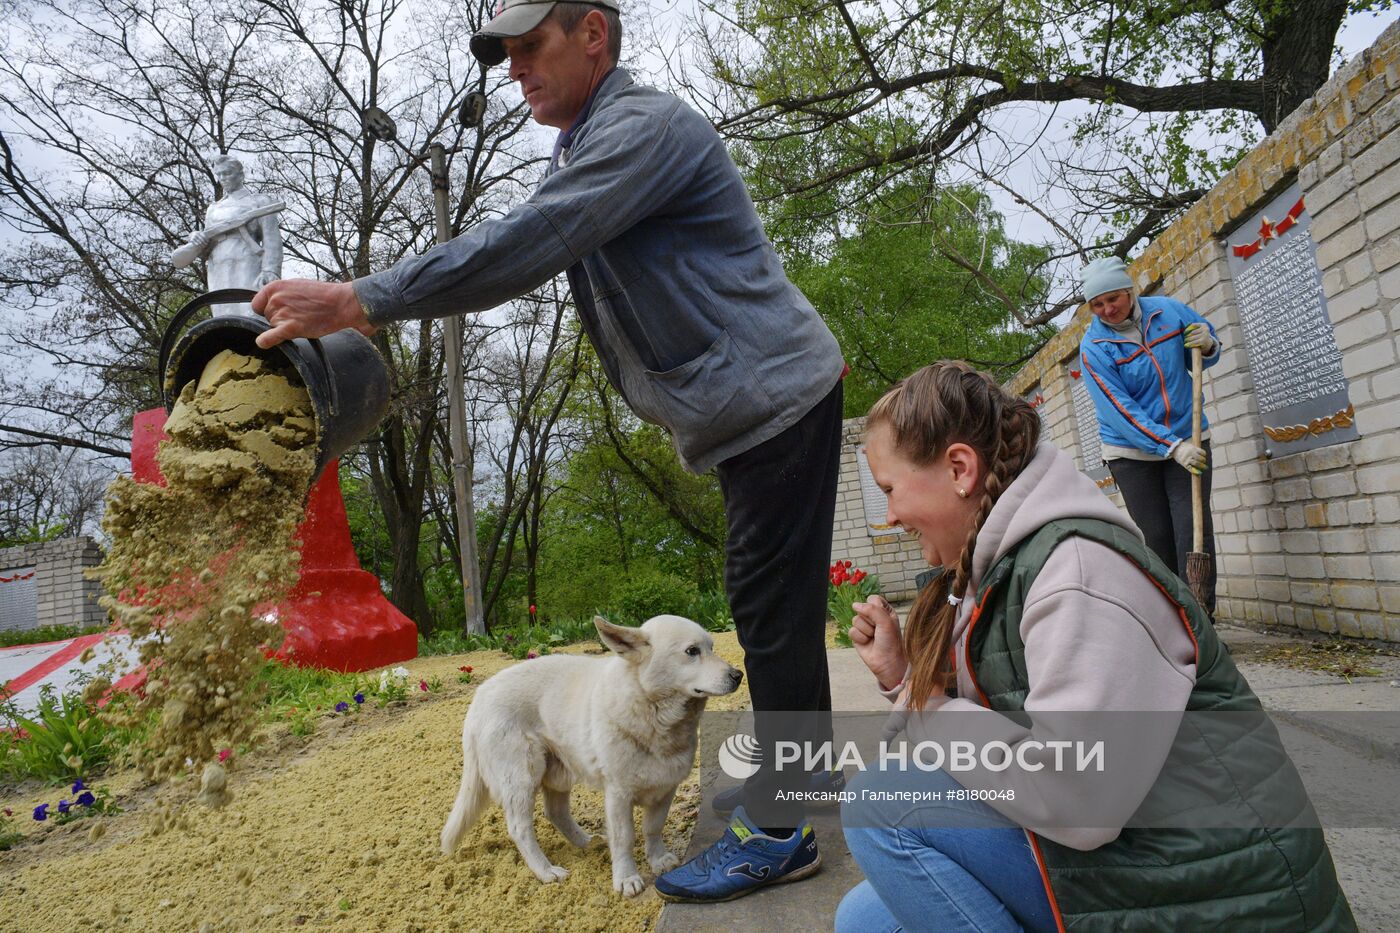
[1066, 356, 1115, 492]
[0, 566, 38, 633]
[1226, 181, 1357, 457]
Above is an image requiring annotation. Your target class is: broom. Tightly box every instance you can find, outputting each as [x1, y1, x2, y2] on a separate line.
[1186, 346, 1215, 612]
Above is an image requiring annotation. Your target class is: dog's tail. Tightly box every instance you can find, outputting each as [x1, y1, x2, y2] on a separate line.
[441, 734, 487, 856]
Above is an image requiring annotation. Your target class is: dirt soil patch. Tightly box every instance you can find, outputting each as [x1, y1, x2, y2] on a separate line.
[0, 634, 749, 931]
[1236, 639, 1391, 680]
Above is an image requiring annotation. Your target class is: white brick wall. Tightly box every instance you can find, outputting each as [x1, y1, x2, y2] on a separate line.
[830, 417, 927, 602]
[991, 22, 1400, 643]
[0, 537, 107, 632]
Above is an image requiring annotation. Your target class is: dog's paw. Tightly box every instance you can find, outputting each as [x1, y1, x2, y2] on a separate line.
[648, 851, 680, 873]
[534, 864, 570, 884]
[614, 872, 645, 897]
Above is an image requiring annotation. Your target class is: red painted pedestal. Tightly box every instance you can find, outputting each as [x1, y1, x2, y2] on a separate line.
[131, 407, 417, 672]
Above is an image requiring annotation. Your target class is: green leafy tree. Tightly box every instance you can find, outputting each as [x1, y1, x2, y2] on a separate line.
[690, 0, 1393, 317]
[789, 185, 1053, 413]
[0, 0, 542, 632]
[531, 353, 726, 622]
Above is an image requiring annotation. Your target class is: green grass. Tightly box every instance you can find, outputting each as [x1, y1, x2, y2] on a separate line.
[0, 623, 110, 650]
[0, 810, 20, 850]
[254, 660, 368, 725]
[418, 591, 735, 659]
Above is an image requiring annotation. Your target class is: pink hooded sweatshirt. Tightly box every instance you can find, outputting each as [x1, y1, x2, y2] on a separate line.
[878, 441, 1198, 850]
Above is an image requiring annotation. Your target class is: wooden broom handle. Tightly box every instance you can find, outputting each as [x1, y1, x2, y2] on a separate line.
[1191, 347, 1204, 553]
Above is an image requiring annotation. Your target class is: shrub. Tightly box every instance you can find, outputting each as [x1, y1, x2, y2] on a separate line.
[615, 572, 697, 626]
[418, 628, 495, 657]
[685, 588, 735, 633]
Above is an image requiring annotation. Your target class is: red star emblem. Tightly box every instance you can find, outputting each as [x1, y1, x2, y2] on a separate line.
[1259, 215, 1275, 242]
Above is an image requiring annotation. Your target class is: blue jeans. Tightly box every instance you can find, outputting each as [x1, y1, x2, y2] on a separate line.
[838, 769, 1056, 933]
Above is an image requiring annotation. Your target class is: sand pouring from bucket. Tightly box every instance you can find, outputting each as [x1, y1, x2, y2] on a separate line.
[158, 288, 391, 482]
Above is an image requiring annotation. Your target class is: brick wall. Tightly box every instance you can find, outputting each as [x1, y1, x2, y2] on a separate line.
[0, 537, 107, 632]
[831, 416, 927, 602]
[1004, 21, 1400, 641]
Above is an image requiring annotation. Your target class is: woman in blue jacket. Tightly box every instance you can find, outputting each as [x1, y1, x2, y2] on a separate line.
[1077, 256, 1220, 615]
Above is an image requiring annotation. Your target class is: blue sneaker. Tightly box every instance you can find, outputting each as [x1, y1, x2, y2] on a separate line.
[710, 768, 846, 815]
[654, 806, 821, 903]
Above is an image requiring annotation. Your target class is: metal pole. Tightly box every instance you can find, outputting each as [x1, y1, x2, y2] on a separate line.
[430, 143, 485, 635]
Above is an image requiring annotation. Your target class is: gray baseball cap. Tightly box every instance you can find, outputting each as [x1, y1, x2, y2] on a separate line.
[471, 0, 621, 67]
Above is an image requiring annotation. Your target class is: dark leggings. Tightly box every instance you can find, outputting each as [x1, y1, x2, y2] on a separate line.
[1107, 442, 1216, 616]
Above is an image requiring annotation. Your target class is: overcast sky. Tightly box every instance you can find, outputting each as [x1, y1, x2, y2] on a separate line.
[2, 2, 1395, 469]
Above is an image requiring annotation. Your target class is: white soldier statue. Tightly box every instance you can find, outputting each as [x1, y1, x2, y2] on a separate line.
[172, 154, 284, 316]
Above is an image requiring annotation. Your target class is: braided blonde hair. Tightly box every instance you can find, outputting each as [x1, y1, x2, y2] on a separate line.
[866, 361, 1041, 709]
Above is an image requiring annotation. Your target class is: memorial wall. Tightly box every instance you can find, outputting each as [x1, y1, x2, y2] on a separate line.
[1000, 20, 1400, 641]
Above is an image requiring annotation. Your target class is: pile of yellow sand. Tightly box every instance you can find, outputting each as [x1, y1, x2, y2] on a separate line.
[0, 635, 750, 931]
[92, 349, 317, 781]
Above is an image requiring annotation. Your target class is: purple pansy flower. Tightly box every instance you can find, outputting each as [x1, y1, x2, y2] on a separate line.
[71, 779, 86, 793]
[335, 701, 349, 713]
[57, 800, 71, 815]
[76, 791, 95, 807]
[32, 804, 48, 821]
[353, 692, 365, 705]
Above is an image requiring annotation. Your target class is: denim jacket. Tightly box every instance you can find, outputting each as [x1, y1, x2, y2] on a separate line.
[354, 69, 844, 472]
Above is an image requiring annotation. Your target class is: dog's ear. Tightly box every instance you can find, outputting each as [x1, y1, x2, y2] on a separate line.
[595, 616, 650, 658]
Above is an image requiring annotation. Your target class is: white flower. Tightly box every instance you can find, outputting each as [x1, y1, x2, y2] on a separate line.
[391, 666, 411, 682]
[378, 670, 390, 691]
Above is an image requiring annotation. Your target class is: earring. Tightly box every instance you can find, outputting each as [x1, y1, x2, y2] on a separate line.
[956, 487, 968, 499]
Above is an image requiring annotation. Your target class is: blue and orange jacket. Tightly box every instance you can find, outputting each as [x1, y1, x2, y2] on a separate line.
[1079, 296, 1220, 457]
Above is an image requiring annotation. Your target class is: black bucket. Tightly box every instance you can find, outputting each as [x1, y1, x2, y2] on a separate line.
[158, 288, 390, 481]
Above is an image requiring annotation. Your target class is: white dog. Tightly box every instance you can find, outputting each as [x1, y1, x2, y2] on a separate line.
[440, 615, 743, 896]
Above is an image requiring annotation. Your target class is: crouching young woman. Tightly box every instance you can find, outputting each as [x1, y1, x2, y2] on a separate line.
[838, 361, 1354, 932]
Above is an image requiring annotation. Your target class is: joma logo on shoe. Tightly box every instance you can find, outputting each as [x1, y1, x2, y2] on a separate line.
[726, 862, 771, 881]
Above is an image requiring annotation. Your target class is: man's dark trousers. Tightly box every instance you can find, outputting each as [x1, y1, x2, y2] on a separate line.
[715, 380, 843, 829]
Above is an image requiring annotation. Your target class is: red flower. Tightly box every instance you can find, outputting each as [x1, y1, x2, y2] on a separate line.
[418, 679, 429, 692]
[218, 748, 232, 763]
[1070, 369, 1081, 380]
[844, 560, 852, 568]
[529, 604, 537, 615]
[852, 570, 866, 583]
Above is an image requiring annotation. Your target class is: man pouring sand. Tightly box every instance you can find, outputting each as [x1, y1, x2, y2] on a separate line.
[253, 0, 845, 904]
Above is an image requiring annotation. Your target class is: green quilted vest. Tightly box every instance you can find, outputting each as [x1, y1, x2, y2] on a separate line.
[964, 518, 1356, 932]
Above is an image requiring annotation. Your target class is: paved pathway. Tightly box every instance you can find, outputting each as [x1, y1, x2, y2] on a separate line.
[657, 624, 1400, 932]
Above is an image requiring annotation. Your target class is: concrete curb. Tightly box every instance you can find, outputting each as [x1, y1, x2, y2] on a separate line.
[1269, 706, 1400, 765]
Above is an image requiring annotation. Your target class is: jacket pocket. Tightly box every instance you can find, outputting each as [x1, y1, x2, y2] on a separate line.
[642, 329, 777, 459]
